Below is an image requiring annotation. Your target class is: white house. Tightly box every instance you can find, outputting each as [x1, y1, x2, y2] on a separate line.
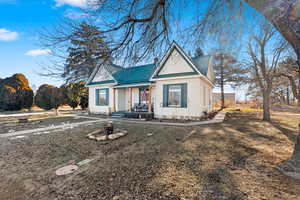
[86, 42, 215, 120]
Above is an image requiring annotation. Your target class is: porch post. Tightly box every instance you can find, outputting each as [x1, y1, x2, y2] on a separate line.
[148, 86, 152, 113]
[129, 88, 132, 111]
[112, 88, 116, 112]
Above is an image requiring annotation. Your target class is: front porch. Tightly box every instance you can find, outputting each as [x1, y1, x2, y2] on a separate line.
[111, 83, 155, 118]
[111, 111, 154, 119]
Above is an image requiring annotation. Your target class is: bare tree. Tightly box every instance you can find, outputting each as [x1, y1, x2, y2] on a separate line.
[278, 57, 300, 105]
[89, 0, 300, 65]
[247, 23, 285, 121]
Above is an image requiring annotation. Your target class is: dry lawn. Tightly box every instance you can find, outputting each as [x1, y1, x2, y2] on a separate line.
[0, 111, 300, 200]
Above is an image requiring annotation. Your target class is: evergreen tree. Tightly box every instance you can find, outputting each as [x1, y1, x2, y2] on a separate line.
[214, 52, 247, 109]
[63, 22, 111, 83]
[194, 47, 204, 57]
[60, 81, 87, 109]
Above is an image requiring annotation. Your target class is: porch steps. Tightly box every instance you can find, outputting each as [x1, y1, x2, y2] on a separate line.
[111, 112, 125, 118]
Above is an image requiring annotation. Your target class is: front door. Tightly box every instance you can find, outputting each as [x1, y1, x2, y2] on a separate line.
[117, 89, 126, 111]
[139, 87, 149, 105]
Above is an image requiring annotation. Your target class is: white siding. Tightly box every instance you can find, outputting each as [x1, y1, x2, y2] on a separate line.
[92, 66, 114, 82]
[88, 84, 115, 115]
[158, 48, 194, 75]
[154, 77, 212, 119]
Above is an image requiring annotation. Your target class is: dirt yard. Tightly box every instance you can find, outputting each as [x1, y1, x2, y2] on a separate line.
[0, 112, 300, 200]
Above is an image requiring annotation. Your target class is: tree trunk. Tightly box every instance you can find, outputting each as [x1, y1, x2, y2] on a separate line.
[220, 58, 225, 109]
[262, 92, 271, 121]
[294, 125, 300, 156]
[55, 108, 59, 116]
[279, 124, 300, 181]
[297, 57, 300, 106]
[287, 83, 290, 105]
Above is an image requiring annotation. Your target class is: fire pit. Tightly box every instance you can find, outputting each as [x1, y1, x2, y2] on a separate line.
[103, 121, 113, 136]
[87, 121, 127, 141]
[18, 118, 29, 123]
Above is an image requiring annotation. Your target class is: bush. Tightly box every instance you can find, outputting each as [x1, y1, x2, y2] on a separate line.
[0, 74, 34, 111]
[60, 81, 88, 110]
[35, 84, 64, 113]
[80, 92, 88, 110]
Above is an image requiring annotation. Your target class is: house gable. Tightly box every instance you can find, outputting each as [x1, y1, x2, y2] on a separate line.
[151, 42, 200, 79]
[87, 65, 116, 86]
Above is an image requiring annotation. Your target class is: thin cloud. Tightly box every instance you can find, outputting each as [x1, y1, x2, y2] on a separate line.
[25, 49, 52, 56]
[0, 28, 18, 41]
[54, 0, 93, 8]
[64, 9, 89, 19]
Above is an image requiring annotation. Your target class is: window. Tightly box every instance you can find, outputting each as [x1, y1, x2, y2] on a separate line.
[168, 85, 182, 107]
[163, 83, 187, 108]
[96, 88, 109, 106]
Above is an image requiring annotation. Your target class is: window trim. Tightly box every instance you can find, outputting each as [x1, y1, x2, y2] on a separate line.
[163, 83, 187, 108]
[96, 88, 109, 106]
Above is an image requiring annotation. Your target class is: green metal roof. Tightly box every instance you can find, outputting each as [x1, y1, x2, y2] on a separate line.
[112, 63, 157, 85]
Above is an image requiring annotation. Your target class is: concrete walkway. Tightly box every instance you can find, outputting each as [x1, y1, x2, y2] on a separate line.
[0, 112, 227, 138]
[0, 110, 86, 118]
[96, 111, 227, 127]
[0, 119, 104, 138]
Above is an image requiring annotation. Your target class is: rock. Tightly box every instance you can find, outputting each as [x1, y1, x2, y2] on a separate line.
[96, 135, 108, 141]
[108, 132, 124, 140]
[88, 135, 96, 140]
[112, 196, 120, 200]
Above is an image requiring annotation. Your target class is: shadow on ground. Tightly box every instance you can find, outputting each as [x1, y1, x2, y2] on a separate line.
[1, 112, 300, 199]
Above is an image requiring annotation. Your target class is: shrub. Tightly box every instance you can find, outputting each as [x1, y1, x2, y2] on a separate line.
[60, 81, 88, 110]
[0, 74, 34, 111]
[80, 92, 88, 110]
[35, 84, 64, 113]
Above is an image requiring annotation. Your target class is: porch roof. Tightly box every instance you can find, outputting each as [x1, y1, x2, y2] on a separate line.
[113, 82, 153, 89]
[112, 63, 157, 85]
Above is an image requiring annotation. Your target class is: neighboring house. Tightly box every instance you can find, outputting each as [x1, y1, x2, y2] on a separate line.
[86, 41, 215, 120]
[212, 92, 236, 105]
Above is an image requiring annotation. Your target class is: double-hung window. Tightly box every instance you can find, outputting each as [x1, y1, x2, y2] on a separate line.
[96, 88, 109, 106]
[163, 83, 187, 108]
[168, 85, 182, 107]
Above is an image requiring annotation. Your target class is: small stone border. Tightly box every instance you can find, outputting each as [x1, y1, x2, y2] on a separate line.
[108, 111, 227, 126]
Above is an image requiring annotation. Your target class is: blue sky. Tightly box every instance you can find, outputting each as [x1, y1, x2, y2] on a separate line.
[0, 0, 88, 88]
[0, 0, 256, 99]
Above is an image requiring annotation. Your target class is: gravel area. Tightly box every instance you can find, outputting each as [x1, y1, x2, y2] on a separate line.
[0, 112, 300, 199]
